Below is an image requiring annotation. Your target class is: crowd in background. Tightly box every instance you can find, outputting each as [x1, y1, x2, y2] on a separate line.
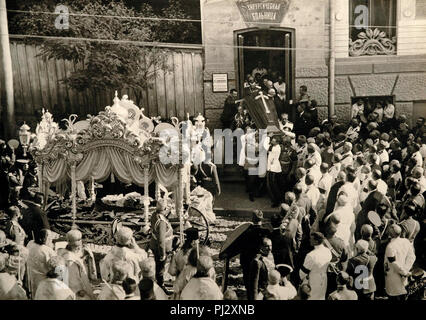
[219, 63, 425, 300]
[0, 59, 425, 300]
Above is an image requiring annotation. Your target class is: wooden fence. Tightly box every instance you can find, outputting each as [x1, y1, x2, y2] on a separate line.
[1, 42, 204, 130]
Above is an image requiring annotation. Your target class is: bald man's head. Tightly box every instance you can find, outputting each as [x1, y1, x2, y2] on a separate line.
[285, 192, 296, 204]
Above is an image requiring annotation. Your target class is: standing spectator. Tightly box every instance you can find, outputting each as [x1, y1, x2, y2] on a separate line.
[297, 85, 310, 103]
[383, 98, 395, 131]
[247, 237, 272, 300]
[240, 210, 270, 291]
[346, 118, 361, 143]
[412, 117, 426, 138]
[251, 61, 268, 78]
[0, 157, 11, 210]
[270, 213, 294, 268]
[323, 224, 349, 296]
[98, 260, 130, 300]
[5, 206, 26, 247]
[299, 232, 332, 300]
[180, 256, 223, 300]
[244, 76, 260, 96]
[139, 278, 156, 300]
[399, 203, 421, 243]
[274, 88, 287, 117]
[324, 193, 355, 251]
[346, 240, 377, 300]
[384, 224, 416, 300]
[168, 228, 199, 279]
[325, 171, 346, 217]
[57, 229, 97, 300]
[140, 257, 169, 300]
[328, 271, 358, 300]
[278, 113, 294, 133]
[34, 256, 75, 300]
[305, 174, 320, 209]
[223, 289, 238, 300]
[294, 103, 309, 138]
[351, 99, 365, 120]
[265, 269, 296, 300]
[321, 138, 335, 167]
[322, 115, 340, 139]
[232, 105, 248, 131]
[387, 160, 402, 201]
[220, 89, 238, 129]
[26, 229, 56, 297]
[19, 193, 50, 244]
[266, 135, 282, 207]
[278, 136, 298, 193]
[100, 227, 146, 283]
[318, 163, 333, 199]
[273, 75, 286, 96]
[0, 254, 27, 300]
[122, 278, 139, 300]
[306, 100, 320, 129]
[373, 102, 384, 123]
[149, 199, 173, 288]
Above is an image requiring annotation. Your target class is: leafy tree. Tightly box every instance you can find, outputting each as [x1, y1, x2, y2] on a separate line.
[8, 0, 199, 106]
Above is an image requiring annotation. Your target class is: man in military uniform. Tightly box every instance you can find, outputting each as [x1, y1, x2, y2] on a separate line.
[149, 199, 173, 288]
[279, 136, 298, 193]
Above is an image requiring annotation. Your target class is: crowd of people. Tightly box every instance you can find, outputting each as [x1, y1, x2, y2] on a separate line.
[0, 59, 425, 300]
[219, 63, 425, 300]
[0, 135, 227, 300]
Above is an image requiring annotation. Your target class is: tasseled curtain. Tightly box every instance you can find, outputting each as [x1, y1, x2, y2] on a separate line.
[41, 146, 180, 190]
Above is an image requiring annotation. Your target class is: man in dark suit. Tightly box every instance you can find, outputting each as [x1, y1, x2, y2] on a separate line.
[270, 212, 295, 269]
[19, 193, 50, 244]
[220, 89, 238, 129]
[274, 88, 286, 118]
[247, 237, 272, 300]
[346, 239, 377, 300]
[306, 99, 320, 129]
[240, 210, 271, 292]
[294, 103, 309, 138]
[324, 224, 349, 296]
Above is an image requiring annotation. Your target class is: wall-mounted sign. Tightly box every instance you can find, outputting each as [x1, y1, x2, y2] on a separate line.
[212, 73, 228, 93]
[236, 0, 291, 24]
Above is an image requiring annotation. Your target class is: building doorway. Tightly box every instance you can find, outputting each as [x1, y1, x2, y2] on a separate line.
[234, 28, 295, 100]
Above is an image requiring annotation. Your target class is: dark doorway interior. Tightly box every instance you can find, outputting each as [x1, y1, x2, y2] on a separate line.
[235, 28, 295, 100]
[243, 31, 285, 81]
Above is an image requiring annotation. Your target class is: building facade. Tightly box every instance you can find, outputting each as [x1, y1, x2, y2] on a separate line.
[201, 0, 426, 129]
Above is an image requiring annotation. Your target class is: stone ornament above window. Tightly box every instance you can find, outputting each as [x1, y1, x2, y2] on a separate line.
[349, 28, 397, 57]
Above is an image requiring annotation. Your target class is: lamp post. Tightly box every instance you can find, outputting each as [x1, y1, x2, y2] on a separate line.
[69, 151, 82, 230]
[19, 122, 31, 157]
[143, 164, 150, 232]
[67, 128, 81, 230]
